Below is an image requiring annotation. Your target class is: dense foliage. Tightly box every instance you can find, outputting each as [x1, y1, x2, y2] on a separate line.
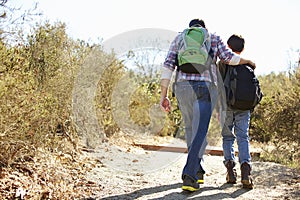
[250, 69, 300, 167]
[0, 18, 122, 197]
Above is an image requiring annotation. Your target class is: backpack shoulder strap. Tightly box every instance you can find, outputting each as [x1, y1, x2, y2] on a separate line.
[223, 64, 236, 106]
[229, 66, 237, 106]
[181, 28, 189, 48]
[204, 32, 211, 53]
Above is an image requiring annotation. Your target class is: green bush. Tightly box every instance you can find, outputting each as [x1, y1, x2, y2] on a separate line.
[95, 57, 125, 137]
[0, 22, 95, 166]
[251, 69, 300, 168]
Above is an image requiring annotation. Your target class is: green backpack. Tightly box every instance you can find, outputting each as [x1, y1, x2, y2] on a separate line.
[177, 27, 212, 74]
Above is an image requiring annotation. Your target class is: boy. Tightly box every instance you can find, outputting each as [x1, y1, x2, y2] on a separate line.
[218, 34, 254, 189]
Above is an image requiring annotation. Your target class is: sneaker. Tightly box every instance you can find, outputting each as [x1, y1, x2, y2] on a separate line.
[182, 175, 200, 192]
[197, 170, 205, 184]
[225, 160, 237, 184]
[241, 162, 254, 189]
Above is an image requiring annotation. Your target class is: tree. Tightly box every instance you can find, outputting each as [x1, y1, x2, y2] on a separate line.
[286, 48, 300, 76]
[0, 0, 41, 43]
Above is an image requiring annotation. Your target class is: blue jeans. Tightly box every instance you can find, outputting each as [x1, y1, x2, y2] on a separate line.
[221, 109, 251, 165]
[175, 81, 217, 180]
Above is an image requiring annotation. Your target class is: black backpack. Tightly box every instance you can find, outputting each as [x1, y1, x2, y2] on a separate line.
[223, 64, 263, 111]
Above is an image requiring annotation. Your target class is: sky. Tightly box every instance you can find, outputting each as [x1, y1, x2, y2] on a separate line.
[10, 0, 300, 75]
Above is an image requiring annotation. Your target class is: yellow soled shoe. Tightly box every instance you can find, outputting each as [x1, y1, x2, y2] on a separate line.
[197, 171, 204, 184]
[182, 175, 200, 192]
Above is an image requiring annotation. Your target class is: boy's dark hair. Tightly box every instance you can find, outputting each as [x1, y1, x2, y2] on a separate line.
[227, 34, 245, 53]
[189, 19, 206, 28]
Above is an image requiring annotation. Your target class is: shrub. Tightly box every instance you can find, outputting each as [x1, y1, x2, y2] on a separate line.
[0, 22, 94, 166]
[251, 69, 300, 168]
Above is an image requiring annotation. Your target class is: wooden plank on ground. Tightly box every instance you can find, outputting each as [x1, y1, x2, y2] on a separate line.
[133, 143, 261, 157]
[134, 143, 188, 153]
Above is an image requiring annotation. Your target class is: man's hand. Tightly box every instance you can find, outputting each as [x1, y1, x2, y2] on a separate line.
[160, 97, 171, 112]
[160, 79, 171, 112]
[239, 58, 256, 70]
[248, 60, 256, 70]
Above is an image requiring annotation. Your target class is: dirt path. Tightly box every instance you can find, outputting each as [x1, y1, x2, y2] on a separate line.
[81, 133, 300, 200]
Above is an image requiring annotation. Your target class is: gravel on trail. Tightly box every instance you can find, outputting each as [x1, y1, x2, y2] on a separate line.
[82, 133, 300, 200]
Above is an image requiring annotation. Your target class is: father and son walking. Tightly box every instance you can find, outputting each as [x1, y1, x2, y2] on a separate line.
[160, 18, 259, 191]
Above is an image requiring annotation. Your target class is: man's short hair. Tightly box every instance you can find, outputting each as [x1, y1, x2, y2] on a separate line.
[227, 34, 245, 53]
[189, 19, 206, 28]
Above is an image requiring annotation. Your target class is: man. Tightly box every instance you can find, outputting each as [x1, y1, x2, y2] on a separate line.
[218, 34, 254, 189]
[160, 19, 256, 192]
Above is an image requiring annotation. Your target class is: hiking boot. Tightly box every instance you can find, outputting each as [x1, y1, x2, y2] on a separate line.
[241, 162, 254, 189]
[182, 175, 200, 192]
[197, 169, 205, 184]
[225, 160, 237, 184]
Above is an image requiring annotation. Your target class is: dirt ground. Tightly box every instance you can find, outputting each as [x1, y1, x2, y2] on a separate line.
[81, 132, 300, 200]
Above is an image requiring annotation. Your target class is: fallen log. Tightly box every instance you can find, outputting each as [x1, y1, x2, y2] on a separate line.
[133, 143, 261, 157]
